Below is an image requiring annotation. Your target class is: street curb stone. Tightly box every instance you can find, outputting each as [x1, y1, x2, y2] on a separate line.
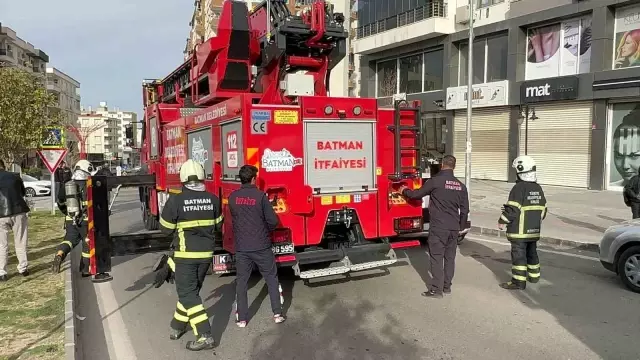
[470, 226, 600, 253]
[64, 250, 80, 360]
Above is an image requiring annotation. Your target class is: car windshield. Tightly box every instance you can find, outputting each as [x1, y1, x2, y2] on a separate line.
[22, 175, 38, 182]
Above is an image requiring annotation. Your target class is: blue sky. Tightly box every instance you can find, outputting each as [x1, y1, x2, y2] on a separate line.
[2, 0, 193, 115]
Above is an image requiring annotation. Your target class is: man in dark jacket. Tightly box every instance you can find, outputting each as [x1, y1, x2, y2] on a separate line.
[623, 169, 640, 219]
[54, 161, 72, 197]
[399, 155, 469, 298]
[230, 165, 285, 327]
[0, 160, 30, 281]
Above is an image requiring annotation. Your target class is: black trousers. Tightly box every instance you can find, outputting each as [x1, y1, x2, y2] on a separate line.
[56, 220, 90, 273]
[427, 227, 458, 293]
[235, 248, 282, 322]
[171, 259, 212, 338]
[631, 203, 640, 219]
[510, 240, 540, 286]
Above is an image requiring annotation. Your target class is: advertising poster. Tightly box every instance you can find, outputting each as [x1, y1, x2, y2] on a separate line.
[608, 102, 640, 189]
[613, 4, 640, 69]
[526, 16, 591, 80]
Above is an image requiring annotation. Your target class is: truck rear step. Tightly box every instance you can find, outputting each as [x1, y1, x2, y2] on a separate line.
[295, 248, 398, 279]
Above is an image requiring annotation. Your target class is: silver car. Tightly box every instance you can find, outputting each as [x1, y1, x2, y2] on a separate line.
[599, 221, 640, 293]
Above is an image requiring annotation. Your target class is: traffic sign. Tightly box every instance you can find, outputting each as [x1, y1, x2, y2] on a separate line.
[37, 149, 68, 173]
[41, 127, 66, 149]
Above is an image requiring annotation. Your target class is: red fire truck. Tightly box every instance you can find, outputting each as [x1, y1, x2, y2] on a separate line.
[87, 0, 436, 281]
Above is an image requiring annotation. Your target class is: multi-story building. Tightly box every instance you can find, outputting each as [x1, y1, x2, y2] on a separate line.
[0, 23, 48, 73]
[46, 67, 81, 127]
[184, 0, 352, 96]
[78, 105, 121, 164]
[353, 0, 640, 191]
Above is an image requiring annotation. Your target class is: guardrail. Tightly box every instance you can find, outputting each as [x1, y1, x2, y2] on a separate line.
[355, 1, 447, 39]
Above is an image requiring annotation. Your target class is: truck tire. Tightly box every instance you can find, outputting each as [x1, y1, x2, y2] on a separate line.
[143, 204, 159, 230]
[617, 246, 640, 294]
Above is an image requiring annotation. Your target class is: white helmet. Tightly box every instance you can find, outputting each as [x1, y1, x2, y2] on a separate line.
[179, 159, 205, 183]
[512, 155, 536, 174]
[71, 159, 94, 180]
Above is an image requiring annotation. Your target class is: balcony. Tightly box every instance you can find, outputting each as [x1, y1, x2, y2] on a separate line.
[0, 48, 13, 59]
[353, 1, 452, 55]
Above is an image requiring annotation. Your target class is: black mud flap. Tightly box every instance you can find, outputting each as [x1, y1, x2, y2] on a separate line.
[111, 231, 173, 256]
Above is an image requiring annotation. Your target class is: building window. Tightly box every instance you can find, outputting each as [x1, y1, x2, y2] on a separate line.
[613, 4, 640, 70]
[477, 0, 504, 8]
[424, 49, 444, 91]
[459, 34, 507, 85]
[525, 16, 592, 79]
[376, 59, 397, 97]
[399, 54, 422, 94]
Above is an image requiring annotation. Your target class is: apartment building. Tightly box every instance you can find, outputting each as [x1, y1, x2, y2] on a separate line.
[78, 102, 138, 166]
[46, 67, 81, 127]
[183, 0, 353, 96]
[353, 0, 640, 191]
[0, 23, 48, 73]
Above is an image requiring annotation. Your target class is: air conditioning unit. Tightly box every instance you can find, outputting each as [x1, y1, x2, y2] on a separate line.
[456, 5, 470, 24]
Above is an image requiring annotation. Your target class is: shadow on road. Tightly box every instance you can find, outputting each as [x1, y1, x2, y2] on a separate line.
[249, 292, 428, 360]
[458, 240, 639, 359]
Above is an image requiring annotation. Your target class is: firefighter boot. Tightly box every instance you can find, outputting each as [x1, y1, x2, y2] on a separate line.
[51, 252, 65, 274]
[169, 328, 187, 340]
[185, 333, 215, 351]
[499, 281, 526, 290]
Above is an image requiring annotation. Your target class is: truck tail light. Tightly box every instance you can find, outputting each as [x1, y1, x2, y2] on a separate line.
[272, 228, 291, 243]
[394, 217, 422, 233]
[268, 188, 288, 213]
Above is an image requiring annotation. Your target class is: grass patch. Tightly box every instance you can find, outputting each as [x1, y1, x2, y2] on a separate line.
[0, 211, 66, 360]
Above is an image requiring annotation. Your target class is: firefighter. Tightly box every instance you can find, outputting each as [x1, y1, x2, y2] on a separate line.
[498, 155, 548, 290]
[51, 160, 94, 276]
[157, 159, 222, 351]
[230, 165, 285, 327]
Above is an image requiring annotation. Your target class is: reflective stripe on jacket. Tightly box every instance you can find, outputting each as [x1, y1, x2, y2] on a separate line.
[498, 180, 547, 241]
[159, 187, 223, 259]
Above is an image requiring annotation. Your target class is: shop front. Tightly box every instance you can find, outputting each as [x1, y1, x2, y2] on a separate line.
[447, 80, 511, 181]
[519, 76, 592, 188]
[604, 101, 640, 191]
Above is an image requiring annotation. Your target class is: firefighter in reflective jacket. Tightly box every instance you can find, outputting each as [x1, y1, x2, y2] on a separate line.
[51, 160, 94, 275]
[158, 159, 222, 351]
[498, 155, 548, 290]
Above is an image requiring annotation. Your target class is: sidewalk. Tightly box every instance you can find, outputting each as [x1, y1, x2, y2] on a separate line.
[465, 180, 630, 251]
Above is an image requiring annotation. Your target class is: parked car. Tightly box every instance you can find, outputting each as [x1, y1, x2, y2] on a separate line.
[21, 174, 51, 197]
[599, 221, 640, 293]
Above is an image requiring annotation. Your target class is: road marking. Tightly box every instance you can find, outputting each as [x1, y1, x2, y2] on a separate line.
[95, 281, 138, 360]
[465, 235, 600, 262]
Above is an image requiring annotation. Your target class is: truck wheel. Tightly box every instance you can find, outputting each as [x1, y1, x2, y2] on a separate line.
[617, 246, 640, 293]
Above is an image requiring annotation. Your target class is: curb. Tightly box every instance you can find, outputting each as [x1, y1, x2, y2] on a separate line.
[469, 226, 600, 252]
[64, 250, 80, 360]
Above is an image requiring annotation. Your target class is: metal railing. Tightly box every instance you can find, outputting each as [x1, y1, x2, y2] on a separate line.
[355, 1, 447, 39]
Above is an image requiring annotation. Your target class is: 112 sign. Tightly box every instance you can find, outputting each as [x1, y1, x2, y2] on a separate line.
[226, 131, 237, 150]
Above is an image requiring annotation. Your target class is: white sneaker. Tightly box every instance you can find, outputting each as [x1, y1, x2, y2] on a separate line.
[273, 314, 286, 324]
[236, 321, 247, 328]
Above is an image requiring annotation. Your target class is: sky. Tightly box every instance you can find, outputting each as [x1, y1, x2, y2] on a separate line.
[1, 0, 193, 116]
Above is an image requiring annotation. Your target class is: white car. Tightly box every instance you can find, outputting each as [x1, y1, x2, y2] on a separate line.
[21, 174, 51, 197]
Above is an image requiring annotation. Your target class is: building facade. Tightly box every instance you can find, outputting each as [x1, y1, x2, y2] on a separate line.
[184, 0, 354, 97]
[354, 0, 640, 191]
[0, 23, 48, 73]
[46, 68, 81, 128]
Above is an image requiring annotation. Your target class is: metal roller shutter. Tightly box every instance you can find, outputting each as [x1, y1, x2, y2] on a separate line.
[519, 101, 591, 188]
[453, 107, 510, 181]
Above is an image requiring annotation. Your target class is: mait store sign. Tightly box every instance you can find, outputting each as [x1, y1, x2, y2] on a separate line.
[521, 76, 579, 103]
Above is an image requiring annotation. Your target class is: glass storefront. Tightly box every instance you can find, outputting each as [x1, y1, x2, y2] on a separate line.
[607, 102, 640, 189]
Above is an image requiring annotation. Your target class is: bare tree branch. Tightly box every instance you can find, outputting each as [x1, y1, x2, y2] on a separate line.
[377, 69, 397, 108]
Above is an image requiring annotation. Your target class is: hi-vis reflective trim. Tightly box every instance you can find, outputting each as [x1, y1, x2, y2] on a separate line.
[82, 252, 91, 258]
[247, 148, 260, 169]
[159, 217, 176, 229]
[507, 233, 541, 239]
[176, 218, 224, 252]
[61, 240, 73, 248]
[512, 274, 527, 281]
[527, 264, 540, 269]
[177, 302, 187, 312]
[190, 313, 209, 326]
[168, 188, 181, 194]
[512, 265, 527, 271]
[66, 215, 89, 221]
[82, 201, 89, 206]
[186, 304, 205, 316]
[518, 205, 546, 236]
[500, 214, 510, 223]
[507, 201, 521, 208]
[174, 251, 214, 259]
[174, 312, 189, 323]
[528, 272, 541, 278]
[167, 257, 176, 272]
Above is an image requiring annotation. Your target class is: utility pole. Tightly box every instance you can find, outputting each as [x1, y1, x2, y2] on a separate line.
[465, 0, 474, 197]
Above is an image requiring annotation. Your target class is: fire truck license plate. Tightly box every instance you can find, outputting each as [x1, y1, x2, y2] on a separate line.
[213, 254, 235, 272]
[272, 243, 294, 255]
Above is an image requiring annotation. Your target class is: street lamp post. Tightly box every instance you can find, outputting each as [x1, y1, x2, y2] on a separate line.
[519, 105, 539, 155]
[465, 0, 475, 197]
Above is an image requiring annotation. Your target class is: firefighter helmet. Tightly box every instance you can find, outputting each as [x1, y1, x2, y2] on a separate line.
[179, 159, 205, 183]
[512, 155, 536, 174]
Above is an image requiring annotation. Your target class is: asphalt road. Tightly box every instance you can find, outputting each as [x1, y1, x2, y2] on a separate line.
[74, 189, 639, 360]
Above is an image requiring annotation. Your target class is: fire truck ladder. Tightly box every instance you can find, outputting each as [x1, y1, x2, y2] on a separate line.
[388, 98, 422, 182]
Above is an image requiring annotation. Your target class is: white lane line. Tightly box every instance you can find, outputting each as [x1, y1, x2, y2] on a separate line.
[465, 235, 600, 262]
[95, 281, 138, 360]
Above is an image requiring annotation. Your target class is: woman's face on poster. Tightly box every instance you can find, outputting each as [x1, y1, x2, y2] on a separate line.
[614, 125, 640, 181]
[621, 35, 638, 58]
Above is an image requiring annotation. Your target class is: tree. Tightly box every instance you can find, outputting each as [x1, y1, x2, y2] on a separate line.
[66, 122, 106, 161]
[0, 67, 63, 164]
[377, 69, 397, 108]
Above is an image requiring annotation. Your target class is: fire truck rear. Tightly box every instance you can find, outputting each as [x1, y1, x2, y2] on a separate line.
[88, 0, 429, 281]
